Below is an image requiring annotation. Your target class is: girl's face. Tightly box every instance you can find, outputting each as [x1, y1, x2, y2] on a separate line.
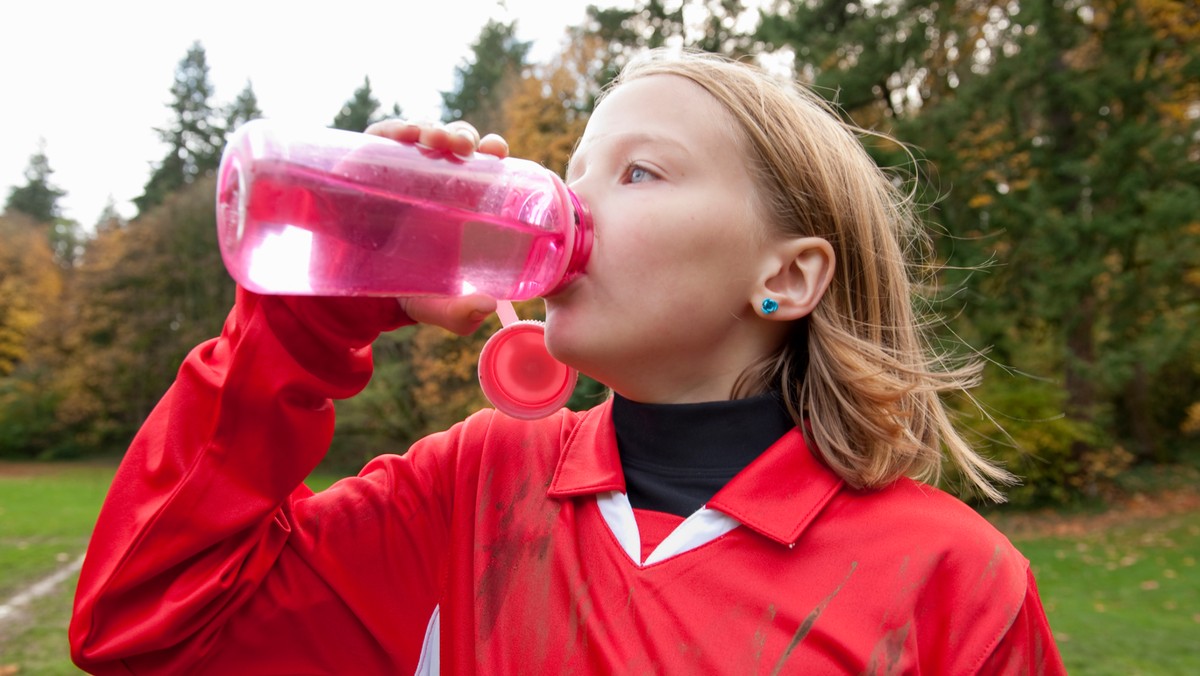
[546, 74, 787, 403]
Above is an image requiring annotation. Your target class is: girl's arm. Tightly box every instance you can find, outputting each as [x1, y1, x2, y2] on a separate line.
[69, 289, 414, 673]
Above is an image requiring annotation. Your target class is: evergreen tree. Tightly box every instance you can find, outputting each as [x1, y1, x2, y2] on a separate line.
[572, 0, 753, 109]
[758, 0, 1200, 488]
[5, 142, 82, 266]
[94, 197, 127, 234]
[5, 141, 66, 223]
[61, 177, 234, 453]
[225, 79, 263, 133]
[440, 19, 531, 130]
[758, 0, 961, 124]
[135, 41, 225, 215]
[332, 76, 384, 132]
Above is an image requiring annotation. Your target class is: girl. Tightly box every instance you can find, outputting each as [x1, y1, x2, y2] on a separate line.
[71, 49, 1065, 674]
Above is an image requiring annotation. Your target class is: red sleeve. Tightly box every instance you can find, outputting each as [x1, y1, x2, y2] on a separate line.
[976, 568, 1068, 676]
[68, 288, 420, 674]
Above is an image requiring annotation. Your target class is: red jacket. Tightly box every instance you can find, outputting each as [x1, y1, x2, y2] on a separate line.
[71, 290, 1066, 674]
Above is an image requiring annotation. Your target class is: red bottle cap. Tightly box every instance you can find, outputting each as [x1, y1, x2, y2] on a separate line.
[478, 320, 577, 420]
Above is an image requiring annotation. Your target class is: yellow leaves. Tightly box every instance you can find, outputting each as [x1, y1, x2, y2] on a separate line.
[502, 73, 589, 176]
[409, 322, 491, 434]
[1063, 38, 1102, 72]
[0, 213, 64, 375]
[1185, 223, 1200, 288]
[1137, 0, 1200, 42]
[955, 113, 1034, 199]
[1157, 98, 1199, 128]
[968, 193, 994, 209]
[1182, 402, 1200, 435]
[500, 39, 597, 177]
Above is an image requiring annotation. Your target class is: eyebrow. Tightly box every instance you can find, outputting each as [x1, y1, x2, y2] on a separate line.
[565, 132, 690, 182]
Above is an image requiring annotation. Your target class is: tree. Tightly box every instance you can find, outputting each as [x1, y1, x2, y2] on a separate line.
[687, 0, 758, 54]
[5, 142, 82, 266]
[5, 141, 66, 223]
[502, 37, 597, 175]
[58, 177, 234, 453]
[759, 0, 1200, 484]
[0, 211, 66, 457]
[135, 41, 225, 214]
[564, 0, 755, 113]
[441, 19, 531, 131]
[94, 197, 127, 234]
[758, 0, 974, 127]
[226, 79, 263, 133]
[0, 212, 62, 376]
[332, 76, 385, 132]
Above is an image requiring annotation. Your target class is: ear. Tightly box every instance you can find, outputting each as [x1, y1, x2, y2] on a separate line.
[753, 237, 835, 320]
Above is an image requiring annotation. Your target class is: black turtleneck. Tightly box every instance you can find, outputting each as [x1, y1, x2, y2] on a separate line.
[611, 391, 796, 518]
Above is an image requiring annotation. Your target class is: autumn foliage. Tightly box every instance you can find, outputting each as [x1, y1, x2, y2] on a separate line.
[1, 2, 1196, 504]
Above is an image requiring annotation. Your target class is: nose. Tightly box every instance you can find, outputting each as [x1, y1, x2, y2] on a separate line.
[564, 177, 597, 231]
[564, 172, 593, 217]
[565, 172, 583, 193]
[564, 155, 589, 193]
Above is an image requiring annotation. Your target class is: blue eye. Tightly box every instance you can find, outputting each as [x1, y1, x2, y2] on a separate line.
[626, 164, 655, 184]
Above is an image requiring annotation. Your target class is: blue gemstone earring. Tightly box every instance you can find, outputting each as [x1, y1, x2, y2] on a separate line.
[761, 298, 779, 315]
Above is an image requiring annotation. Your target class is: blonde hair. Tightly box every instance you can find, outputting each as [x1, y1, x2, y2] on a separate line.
[607, 49, 1014, 501]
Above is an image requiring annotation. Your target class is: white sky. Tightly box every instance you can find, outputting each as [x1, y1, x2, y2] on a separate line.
[0, 0, 626, 227]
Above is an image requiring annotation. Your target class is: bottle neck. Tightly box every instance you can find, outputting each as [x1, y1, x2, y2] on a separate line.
[548, 189, 593, 294]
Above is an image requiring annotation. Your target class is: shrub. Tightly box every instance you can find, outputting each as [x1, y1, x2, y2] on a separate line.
[948, 368, 1130, 507]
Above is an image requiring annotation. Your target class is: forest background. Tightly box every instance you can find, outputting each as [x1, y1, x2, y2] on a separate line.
[1, 0, 1197, 507]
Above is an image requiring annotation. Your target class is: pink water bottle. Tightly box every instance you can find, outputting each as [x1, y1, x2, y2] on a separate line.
[215, 118, 592, 300]
[215, 119, 591, 420]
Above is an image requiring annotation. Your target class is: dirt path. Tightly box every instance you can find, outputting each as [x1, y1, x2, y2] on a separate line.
[0, 553, 84, 630]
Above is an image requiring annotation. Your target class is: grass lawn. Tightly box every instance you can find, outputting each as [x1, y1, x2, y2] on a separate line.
[0, 463, 114, 601]
[0, 462, 340, 673]
[990, 487, 1200, 675]
[0, 461, 115, 674]
[2, 460, 1197, 674]
[1010, 507, 1199, 673]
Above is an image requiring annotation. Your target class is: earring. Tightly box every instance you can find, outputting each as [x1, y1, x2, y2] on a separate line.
[761, 298, 779, 315]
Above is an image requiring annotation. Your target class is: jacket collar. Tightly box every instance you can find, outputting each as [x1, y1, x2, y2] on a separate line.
[547, 398, 845, 547]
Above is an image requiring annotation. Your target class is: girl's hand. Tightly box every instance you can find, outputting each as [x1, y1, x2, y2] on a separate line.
[364, 119, 508, 335]
[364, 119, 510, 159]
[398, 295, 498, 337]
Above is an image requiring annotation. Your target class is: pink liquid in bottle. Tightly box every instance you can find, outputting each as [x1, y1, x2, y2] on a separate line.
[217, 120, 591, 300]
[215, 120, 590, 420]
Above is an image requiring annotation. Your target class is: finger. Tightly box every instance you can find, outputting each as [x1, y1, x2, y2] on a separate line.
[478, 133, 510, 159]
[399, 295, 498, 336]
[364, 119, 420, 143]
[417, 124, 457, 152]
[444, 121, 481, 155]
[414, 121, 484, 157]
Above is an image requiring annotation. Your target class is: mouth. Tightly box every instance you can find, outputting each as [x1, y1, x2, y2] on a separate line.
[543, 275, 581, 301]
